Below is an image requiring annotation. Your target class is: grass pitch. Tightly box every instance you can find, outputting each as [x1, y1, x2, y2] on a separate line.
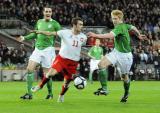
[0, 81, 160, 113]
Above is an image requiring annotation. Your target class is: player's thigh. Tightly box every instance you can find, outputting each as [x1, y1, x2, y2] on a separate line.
[99, 56, 112, 69]
[27, 60, 39, 72]
[102, 50, 118, 69]
[90, 59, 100, 71]
[42, 47, 56, 68]
[29, 48, 41, 65]
[118, 53, 133, 74]
[43, 67, 50, 74]
[46, 68, 58, 77]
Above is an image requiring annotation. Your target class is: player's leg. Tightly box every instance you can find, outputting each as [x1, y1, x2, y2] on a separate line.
[89, 59, 99, 84]
[57, 78, 72, 102]
[118, 53, 133, 102]
[42, 47, 56, 99]
[31, 55, 62, 92]
[89, 70, 94, 84]
[94, 56, 110, 95]
[31, 68, 58, 92]
[120, 74, 130, 102]
[57, 59, 78, 102]
[20, 60, 38, 99]
[89, 59, 94, 84]
[43, 68, 53, 99]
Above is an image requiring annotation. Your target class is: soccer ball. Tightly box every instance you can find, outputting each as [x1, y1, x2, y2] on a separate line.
[74, 76, 87, 89]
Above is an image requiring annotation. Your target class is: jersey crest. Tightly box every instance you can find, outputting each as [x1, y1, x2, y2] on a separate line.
[48, 24, 52, 28]
[80, 38, 84, 42]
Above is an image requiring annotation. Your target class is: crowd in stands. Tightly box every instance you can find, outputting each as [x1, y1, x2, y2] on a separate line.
[0, 0, 160, 80]
[0, 41, 27, 68]
[1, 0, 160, 32]
[1, 0, 159, 47]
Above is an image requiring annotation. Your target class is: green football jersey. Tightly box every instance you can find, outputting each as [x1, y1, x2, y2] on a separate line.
[24, 19, 61, 50]
[88, 46, 103, 60]
[111, 23, 133, 53]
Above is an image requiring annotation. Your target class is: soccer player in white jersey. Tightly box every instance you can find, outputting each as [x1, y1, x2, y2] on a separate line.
[31, 17, 87, 102]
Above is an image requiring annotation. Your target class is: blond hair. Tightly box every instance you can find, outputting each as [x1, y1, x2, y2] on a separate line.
[111, 10, 124, 20]
[95, 39, 100, 42]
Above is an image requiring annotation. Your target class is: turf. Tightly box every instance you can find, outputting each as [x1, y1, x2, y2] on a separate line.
[0, 81, 160, 113]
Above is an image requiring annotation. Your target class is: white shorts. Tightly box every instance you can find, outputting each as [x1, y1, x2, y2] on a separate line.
[90, 59, 100, 72]
[29, 47, 56, 68]
[105, 49, 133, 74]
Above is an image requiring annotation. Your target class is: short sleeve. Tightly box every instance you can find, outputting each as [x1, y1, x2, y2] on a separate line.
[126, 24, 134, 30]
[88, 47, 94, 55]
[35, 20, 39, 30]
[55, 22, 61, 31]
[111, 26, 121, 37]
[82, 35, 87, 46]
[101, 47, 103, 55]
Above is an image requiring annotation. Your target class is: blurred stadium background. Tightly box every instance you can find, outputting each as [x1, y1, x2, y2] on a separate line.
[0, 0, 160, 82]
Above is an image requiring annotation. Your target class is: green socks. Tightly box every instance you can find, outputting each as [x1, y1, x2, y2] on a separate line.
[26, 72, 53, 96]
[46, 78, 53, 95]
[27, 72, 34, 95]
[89, 71, 93, 83]
[99, 69, 108, 90]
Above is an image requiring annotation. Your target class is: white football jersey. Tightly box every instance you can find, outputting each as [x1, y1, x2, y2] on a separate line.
[57, 29, 87, 61]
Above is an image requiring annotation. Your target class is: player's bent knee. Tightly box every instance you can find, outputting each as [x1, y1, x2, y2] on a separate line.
[26, 68, 34, 74]
[46, 68, 58, 77]
[64, 83, 70, 88]
[122, 74, 129, 82]
[98, 62, 106, 69]
[121, 74, 125, 79]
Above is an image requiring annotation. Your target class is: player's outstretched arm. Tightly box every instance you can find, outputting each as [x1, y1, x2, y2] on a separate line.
[87, 32, 114, 39]
[88, 52, 96, 60]
[130, 26, 147, 40]
[23, 27, 38, 34]
[36, 30, 57, 36]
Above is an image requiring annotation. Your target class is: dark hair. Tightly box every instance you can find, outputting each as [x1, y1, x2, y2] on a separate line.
[71, 17, 83, 26]
[43, 6, 52, 11]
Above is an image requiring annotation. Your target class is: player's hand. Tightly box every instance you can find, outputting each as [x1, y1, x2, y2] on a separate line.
[35, 31, 53, 36]
[35, 30, 42, 34]
[35, 30, 47, 35]
[30, 30, 38, 33]
[139, 34, 147, 40]
[87, 32, 97, 38]
[16, 36, 24, 42]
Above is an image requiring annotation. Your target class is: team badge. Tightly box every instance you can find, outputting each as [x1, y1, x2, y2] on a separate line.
[48, 24, 52, 28]
[80, 38, 84, 42]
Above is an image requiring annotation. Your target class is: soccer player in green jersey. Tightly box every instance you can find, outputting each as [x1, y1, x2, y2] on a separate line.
[17, 7, 61, 99]
[88, 39, 106, 84]
[88, 10, 146, 102]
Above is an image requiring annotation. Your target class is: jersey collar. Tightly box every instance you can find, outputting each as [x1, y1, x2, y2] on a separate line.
[43, 19, 53, 22]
